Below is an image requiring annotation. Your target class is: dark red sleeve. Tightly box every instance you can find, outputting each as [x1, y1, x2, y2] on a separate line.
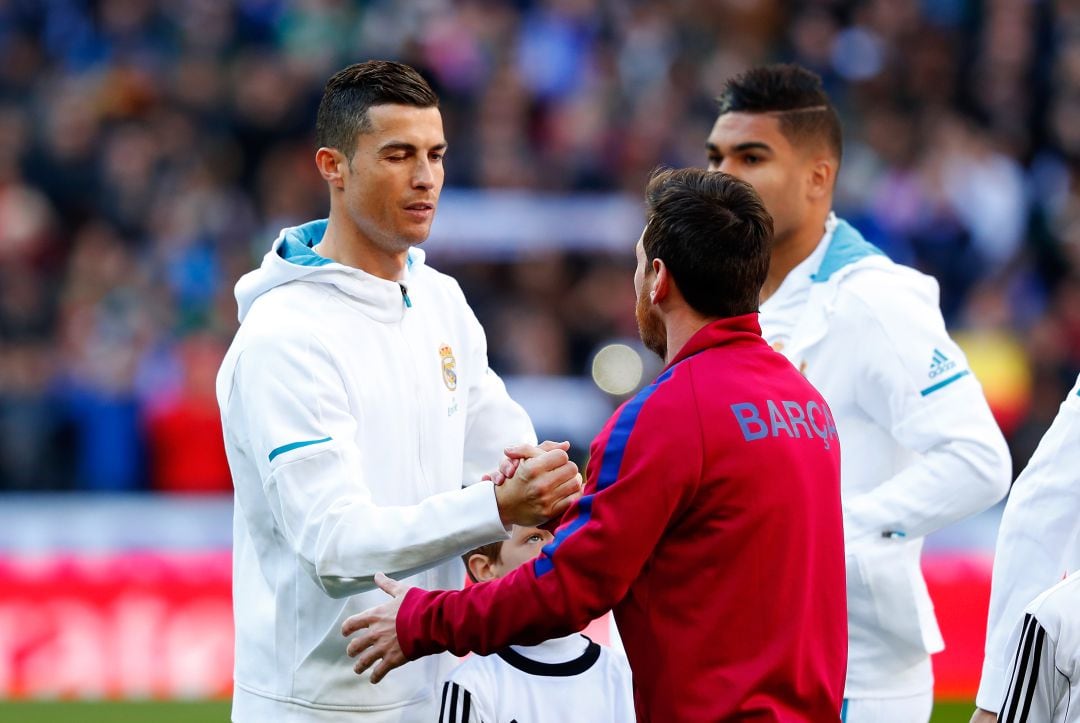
[397, 375, 700, 659]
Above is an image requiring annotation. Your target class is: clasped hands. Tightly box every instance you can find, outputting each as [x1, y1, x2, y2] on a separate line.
[488, 440, 583, 527]
[342, 441, 581, 683]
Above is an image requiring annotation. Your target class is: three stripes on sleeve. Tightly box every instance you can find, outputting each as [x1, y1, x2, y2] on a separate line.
[999, 613, 1060, 723]
[440, 681, 477, 723]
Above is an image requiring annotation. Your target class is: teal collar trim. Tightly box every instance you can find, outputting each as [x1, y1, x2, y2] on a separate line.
[276, 219, 421, 273]
[811, 219, 887, 284]
[278, 219, 332, 267]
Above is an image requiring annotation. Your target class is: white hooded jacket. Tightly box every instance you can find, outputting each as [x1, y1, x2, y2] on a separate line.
[976, 374, 1080, 712]
[216, 219, 536, 721]
[761, 215, 1011, 698]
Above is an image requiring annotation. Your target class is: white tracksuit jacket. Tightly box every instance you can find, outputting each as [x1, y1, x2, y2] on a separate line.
[216, 219, 536, 721]
[760, 215, 1011, 698]
[976, 374, 1080, 712]
[997, 571, 1080, 723]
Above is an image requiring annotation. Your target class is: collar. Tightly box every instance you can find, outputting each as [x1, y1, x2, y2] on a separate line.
[276, 218, 421, 280]
[277, 219, 334, 267]
[761, 214, 835, 312]
[811, 214, 886, 284]
[498, 635, 601, 677]
[665, 313, 763, 371]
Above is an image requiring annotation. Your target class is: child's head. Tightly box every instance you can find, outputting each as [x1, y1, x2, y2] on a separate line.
[463, 526, 555, 583]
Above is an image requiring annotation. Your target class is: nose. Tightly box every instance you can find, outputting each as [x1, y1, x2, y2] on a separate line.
[413, 158, 435, 190]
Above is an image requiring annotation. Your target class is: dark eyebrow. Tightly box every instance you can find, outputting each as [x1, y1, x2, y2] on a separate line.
[377, 141, 448, 154]
[733, 141, 773, 153]
[706, 140, 773, 155]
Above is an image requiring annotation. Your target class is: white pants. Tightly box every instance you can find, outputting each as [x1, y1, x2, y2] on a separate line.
[842, 690, 933, 723]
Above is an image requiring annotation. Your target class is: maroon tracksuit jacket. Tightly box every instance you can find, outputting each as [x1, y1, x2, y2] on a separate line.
[398, 314, 847, 721]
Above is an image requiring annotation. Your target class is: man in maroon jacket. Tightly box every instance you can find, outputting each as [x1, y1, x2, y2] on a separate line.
[342, 168, 848, 721]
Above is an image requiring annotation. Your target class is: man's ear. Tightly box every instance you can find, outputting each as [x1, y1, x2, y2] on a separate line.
[466, 553, 497, 583]
[651, 258, 671, 305]
[807, 157, 835, 201]
[315, 147, 347, 190]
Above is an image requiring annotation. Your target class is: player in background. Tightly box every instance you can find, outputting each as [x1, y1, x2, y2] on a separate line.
[437, 526, 635, 723]
[705, 64, 1012, 722]
[216, 60, 581, 722]
[972, 374, 1080, 723]
[994, 571, 1080, 723]
[342, 168, 849, 722]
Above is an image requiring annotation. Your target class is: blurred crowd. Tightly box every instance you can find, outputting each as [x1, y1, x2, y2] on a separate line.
[1, 0, 1078, 493]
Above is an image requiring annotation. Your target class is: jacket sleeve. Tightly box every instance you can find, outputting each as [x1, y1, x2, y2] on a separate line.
[227, 331, 509, 598]
[975, 375, 1080, 711]
[437, 679, 488, 723]
[838, 276, 1011, 546]
[997, 612, 1065, 722]
[397, 383, 701, 659]
[456, 291, 537, 487]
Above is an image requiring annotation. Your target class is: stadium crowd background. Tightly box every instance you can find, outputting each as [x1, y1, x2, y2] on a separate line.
[1, 0, 1079, 495]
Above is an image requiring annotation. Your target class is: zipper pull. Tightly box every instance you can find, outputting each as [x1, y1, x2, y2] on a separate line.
[399, 283, 412, 309]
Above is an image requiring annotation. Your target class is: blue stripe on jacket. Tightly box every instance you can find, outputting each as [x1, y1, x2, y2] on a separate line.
[533, 365, 677, 577]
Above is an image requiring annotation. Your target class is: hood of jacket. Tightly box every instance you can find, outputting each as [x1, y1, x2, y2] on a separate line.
[234, 219, 427, 324]
[785, 216, 938, 358]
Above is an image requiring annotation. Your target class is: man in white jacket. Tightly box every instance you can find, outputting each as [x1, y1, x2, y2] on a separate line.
[706, 64, 1012, 722]
[216, 61, 581, 722]
[972, 374, 1080, 722]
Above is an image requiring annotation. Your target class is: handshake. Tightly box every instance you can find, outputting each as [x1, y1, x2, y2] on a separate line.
[486, 440, 583, 527]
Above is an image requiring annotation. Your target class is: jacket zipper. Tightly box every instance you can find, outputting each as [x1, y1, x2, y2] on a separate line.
[397, 299, 430, 497]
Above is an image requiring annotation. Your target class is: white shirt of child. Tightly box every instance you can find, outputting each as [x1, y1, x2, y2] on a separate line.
[438, 634, 635, 723]
[999, 571, 1080, 723]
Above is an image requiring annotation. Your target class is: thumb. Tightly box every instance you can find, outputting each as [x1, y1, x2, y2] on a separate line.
[374, 572, 404, 597]
[503, 443, 543, 460]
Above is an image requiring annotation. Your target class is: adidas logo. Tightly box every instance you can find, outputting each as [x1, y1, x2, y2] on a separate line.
[929, 349, 957, 379]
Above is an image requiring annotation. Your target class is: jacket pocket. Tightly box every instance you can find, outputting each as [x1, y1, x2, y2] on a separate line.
[849, 542, 944, 654]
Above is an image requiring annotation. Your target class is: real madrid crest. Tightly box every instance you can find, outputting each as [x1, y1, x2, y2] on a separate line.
[439, 343, 457, 391]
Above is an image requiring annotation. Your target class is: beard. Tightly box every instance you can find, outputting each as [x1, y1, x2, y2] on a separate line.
[635, 285, 667, 361]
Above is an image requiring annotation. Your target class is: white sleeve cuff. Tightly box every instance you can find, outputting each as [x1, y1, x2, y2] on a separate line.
[975, 658, 1007, 712]
[462, 479, 513, 541]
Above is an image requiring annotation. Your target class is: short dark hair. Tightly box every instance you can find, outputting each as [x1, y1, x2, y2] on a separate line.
[717, 64, 842, 163]
[462, 541, 503, 584]
[642, 168, 772, 319]
[315, 60, 439, 158]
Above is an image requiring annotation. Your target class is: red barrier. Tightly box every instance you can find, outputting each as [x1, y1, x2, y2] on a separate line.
[0, 552, 233, 699]
[926, 552, 995, 700]
[0, 551, 994, 701]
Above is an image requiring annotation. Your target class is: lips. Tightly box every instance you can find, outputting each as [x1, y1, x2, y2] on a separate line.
[403, 201, 435, 223]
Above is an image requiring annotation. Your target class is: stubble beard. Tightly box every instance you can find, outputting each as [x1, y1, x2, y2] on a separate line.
[635, 286, 667, 362]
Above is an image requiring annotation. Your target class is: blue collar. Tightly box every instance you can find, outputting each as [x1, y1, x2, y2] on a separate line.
[278, 219, 332, 267]
[811, 219, 887, 284]
[276, 219, 418, 271]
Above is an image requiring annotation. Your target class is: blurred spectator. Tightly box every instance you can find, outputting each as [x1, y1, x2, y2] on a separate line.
[1, 0, 1079, 492]
[145, 332, 232, 493]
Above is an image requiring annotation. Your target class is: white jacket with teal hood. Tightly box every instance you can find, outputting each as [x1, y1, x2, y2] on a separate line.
[217, 220, 536, 721]
[760, 214, 1011, 699]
